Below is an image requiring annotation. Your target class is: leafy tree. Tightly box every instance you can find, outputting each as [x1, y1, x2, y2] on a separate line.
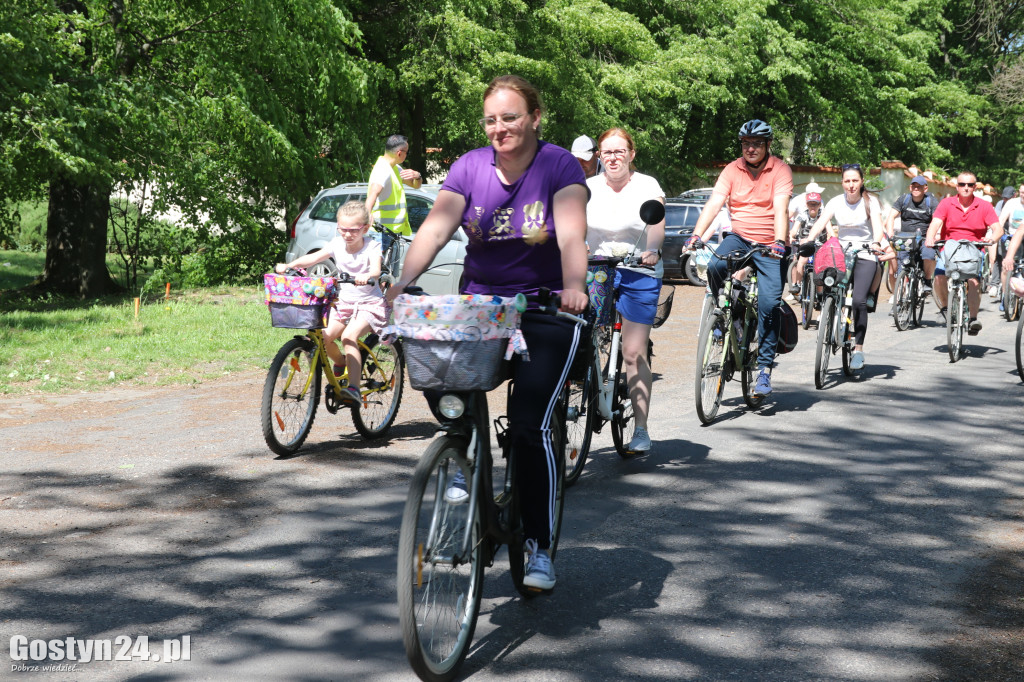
[0, 0, 371, 297]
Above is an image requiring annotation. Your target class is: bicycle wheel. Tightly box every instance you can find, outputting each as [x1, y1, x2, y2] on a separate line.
[694, 309, 727, 424]
[352, 339, 405, 439]
[893, 272, 912, 331]
[947, 284, 965, 362]
[740, 316, 763, 408]
[801, 269, 814, 330]
[398, 437, 482, 682]
[1016, 314, 1024, 382]
[610, 348, 637, 458]
[260, 337, 321, 456]
[563, 366, 595, 488]
[841, 305, 856, 376]
[910, 274, 925, 327]
[509, 407, 565, 597]
[1003, 281, 1022, 322]
[814, 296, 835, 390]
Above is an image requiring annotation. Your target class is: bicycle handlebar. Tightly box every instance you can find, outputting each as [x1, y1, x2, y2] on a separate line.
[282, 267, 377, 287]
[400, 285, 586, 325]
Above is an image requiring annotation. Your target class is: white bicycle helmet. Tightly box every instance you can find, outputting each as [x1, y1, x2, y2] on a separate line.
[738, 119, 773, 140]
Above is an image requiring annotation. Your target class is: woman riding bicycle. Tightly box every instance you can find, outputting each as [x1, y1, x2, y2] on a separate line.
[585, 127, 665, 453]
[386, 74, 588, 592]
[804, 164, 888, 371]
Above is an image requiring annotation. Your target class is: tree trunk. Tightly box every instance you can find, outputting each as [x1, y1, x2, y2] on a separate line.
[40, 173, 119, 297]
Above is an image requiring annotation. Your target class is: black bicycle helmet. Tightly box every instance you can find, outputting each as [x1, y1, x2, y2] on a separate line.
[738, 119, 773, 140]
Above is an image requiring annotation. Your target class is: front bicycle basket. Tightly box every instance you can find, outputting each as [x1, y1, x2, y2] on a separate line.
[382, 294, 526, 391]
[263, 273, 337, 329]
[652, 284, 676, 328]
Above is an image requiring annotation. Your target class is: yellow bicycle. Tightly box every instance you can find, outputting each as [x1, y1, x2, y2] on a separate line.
[260, 273, 404, 455]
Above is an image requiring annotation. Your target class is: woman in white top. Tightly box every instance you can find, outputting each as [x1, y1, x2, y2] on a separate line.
[805, 164, 887, 370]
[586, 127, 665, 453]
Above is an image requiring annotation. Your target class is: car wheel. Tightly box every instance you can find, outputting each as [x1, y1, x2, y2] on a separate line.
[309, 259, 338, 278]
[684, 254, 706, 287]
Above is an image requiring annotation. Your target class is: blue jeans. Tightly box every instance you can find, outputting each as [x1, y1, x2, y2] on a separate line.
[707, 233, 786, 370]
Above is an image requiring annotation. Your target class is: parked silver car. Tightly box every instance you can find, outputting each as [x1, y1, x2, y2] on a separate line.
[285, 182, 466, 295]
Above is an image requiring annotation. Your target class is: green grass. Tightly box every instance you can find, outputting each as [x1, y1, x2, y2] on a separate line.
[0, 251, 301, 394]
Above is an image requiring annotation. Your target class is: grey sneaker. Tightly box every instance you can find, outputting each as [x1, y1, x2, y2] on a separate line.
[627, 426, 651, 453]
[968, 318, 982, 335]
[445, 470, 468, 504]
[523, 538, 556, 590]
[850, 350, 865, 370]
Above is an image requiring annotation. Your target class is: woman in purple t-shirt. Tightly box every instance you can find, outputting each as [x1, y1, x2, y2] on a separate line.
[389, 75, 588, 592]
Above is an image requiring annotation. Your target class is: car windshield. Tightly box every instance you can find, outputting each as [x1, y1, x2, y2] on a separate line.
[665, 204, 699, 228]
[310, 193, 366, 222]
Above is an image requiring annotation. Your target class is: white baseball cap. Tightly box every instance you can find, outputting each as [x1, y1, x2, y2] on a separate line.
[805, 182, 824, 193]
[571, 135, 598, 161]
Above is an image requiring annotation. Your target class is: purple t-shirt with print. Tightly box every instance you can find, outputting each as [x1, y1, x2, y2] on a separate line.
[442, 141, 586, 297]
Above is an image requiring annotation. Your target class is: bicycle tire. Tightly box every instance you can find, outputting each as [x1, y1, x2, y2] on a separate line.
[913, 275, 928, 327]
[740, 314, 763, 408]
[893, 272, 912, 331]
[841, 304, 856, 377]
[801, 268, 814, 330]
[261, 336, 321, 456]
[695, 309, 727, 423]
[563, 365, 595, 488]
[509, 405, 565, 597]
[814, 296, 835, 390]
[1003, 282, 1022, 322]
[610, 346, 637, 458]
[1016, 314, 1024, 382]
[397, 436, 482, 682]
[948, 284, 965, 362]
[352, 339, 405, 439]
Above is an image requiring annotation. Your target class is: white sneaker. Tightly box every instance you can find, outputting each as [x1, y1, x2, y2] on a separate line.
[523, 539, 556, 590]
[445, 471, 468, 504]
[627, 427, 651, 453]
[887, 295, 894, 304]
[988, 285, 999, 298]
[850, 350, 865, 371]
[783, 293, 796, 302]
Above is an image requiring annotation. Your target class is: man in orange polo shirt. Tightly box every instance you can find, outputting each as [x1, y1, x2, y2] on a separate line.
[689, 119, 793, 397]
[925, 170, 1000, 335]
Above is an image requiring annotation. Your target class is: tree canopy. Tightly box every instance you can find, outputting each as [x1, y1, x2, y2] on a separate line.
[1, 0, 1021, 294]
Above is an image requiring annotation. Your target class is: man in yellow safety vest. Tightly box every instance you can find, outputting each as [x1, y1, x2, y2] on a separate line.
[365, 135, 422, 237]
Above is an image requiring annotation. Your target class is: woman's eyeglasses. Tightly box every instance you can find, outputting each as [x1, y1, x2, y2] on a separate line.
[478, 113, 526, 129]
[957, 182, 977, 188]
[337, 227, 365, 234]
[599, 149, 629, 159]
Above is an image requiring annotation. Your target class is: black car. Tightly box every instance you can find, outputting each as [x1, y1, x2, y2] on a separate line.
[662, 201, 721, 286]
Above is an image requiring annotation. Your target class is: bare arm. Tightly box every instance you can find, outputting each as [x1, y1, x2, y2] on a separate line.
[692, 192, 728, 242]
[1003, 226, 1024, 272]
[773, 193, 790, 243]
[275, 247, 334, 274]
[924, 216, 943, 247]
[364, 183, 384, 218]
[552, 183, 590, 314]
[641, 197, 666, 265]
[399, 167, 422, 189]
[386, 189, 465, 300]
[883, 207, 900, 238]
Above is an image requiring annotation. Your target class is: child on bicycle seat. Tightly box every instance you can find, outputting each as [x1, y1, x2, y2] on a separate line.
[275, 201, 387, 406]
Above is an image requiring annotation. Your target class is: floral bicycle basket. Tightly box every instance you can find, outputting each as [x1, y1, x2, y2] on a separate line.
[381, 294, 528, 391]
[263, 273, 337, 329]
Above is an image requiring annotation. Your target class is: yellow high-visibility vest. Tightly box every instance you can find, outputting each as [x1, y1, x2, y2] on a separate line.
[371, 157, 412, 236]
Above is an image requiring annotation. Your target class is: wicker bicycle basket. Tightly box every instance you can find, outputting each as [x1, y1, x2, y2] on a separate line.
[383, 294, 524, 392]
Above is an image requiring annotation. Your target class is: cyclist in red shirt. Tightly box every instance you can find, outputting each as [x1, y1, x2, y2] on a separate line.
[924, 171, 1000, 334]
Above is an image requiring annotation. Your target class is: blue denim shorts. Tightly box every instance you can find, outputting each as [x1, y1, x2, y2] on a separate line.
[613, 268, 661, 325]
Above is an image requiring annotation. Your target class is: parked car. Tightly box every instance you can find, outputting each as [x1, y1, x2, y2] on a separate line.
[661, 201, 724, 286]
[668, 187, 714, 206]
[285, 182, 466, 295]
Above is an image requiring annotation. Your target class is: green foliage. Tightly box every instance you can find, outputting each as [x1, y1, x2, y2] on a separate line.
[0, 284, 292, 395]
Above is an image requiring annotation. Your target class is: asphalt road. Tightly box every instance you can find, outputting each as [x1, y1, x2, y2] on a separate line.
[1, 284, 1023, 681]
